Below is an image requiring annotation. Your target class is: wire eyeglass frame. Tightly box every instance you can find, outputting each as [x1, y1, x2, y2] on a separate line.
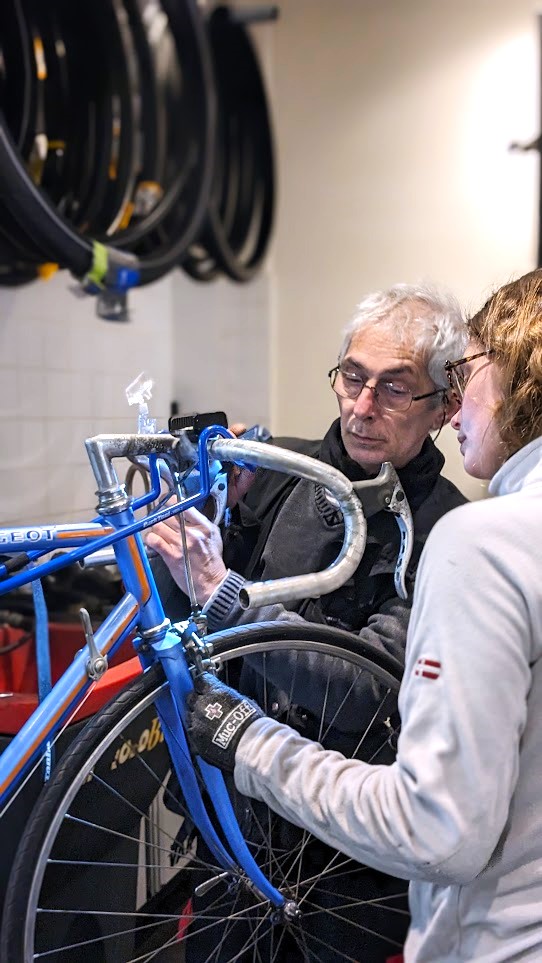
[328, 364, 448, 413]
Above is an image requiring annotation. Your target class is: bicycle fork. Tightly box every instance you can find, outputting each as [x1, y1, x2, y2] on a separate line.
[137, 623, 300, 921]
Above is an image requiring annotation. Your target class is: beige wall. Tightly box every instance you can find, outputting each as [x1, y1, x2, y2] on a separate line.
[269, 0, 539, 498]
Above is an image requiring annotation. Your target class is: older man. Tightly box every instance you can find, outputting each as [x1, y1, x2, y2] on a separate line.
[148, 282, 467, 961]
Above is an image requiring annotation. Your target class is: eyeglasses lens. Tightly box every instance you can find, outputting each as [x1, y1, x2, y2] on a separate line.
[331, 369, 411, 412]
[449, 367, 466, 400]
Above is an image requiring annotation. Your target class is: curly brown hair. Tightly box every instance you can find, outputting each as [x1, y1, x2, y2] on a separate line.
[468, 270, 542, 455]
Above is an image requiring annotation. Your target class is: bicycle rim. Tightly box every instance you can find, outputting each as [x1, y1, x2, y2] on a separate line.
[1, 623, 407, 962]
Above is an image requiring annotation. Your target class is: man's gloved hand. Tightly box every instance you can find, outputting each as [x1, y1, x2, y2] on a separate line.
[186, 672, 265, 773]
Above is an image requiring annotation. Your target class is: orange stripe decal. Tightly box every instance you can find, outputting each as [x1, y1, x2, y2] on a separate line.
[127, 536, 151, 604]
[58, 527, 115, 540]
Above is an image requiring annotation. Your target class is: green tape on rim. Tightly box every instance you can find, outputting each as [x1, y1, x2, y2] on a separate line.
[87, 242, 108, 286]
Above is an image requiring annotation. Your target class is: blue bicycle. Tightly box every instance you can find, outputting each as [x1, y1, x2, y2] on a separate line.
[0, 417, 408, 962]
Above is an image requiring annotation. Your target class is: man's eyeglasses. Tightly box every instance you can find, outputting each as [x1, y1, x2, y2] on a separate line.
[444, 350, 494, 401]
[328, 365, 447, 413]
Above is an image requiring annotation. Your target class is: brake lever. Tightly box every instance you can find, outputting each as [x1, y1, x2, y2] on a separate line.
[209, 424, 272, 524]
[206, 470, 229, 524]
[352, 462, 414, 600]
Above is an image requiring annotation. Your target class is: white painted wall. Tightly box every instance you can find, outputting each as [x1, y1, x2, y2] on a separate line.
[0, 0, 539, 525]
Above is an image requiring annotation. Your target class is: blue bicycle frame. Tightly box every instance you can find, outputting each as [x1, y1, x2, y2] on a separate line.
[0, 425, 293, 908]
[0, 420, 377, 915]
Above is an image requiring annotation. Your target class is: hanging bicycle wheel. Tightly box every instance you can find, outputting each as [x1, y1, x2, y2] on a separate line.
[181, 4, 276, 283]
[1, 622, 407, 963]
[0, 0, 215, 288]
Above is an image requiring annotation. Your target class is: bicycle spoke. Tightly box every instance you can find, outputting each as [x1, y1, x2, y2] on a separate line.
[295, 894, 406, 948]
[291, 924, 370, 962]
[33, 911, 188, 958]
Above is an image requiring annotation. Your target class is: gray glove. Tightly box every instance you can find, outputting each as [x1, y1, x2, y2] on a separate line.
[186, 672, 264, 772]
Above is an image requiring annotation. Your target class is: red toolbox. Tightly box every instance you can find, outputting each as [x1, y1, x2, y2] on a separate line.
[0, 621, 142, 734]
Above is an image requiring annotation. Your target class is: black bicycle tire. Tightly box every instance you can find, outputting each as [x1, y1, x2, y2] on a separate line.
[181, 240, 222, 281]
[30, 2, 74, 209]
[0, 209, 45, 262]
[30, 1, 72, 209]
[0, 0, 32, 152]
[199, 5, 275, 283]
[0, 113, 92, 275]
[108, 0, 217, 279]
[1, 621, 405, 962]
[121, 0, 163, 196]
[17, 0, 42, 167]
[0, 0, 215, 285]
[53, 0, 113, 233]
[43, 0, 135, 239]
[107, 0, 192, 248]
[0, 264, 38, 286]
[209, 619, 404, 684]
[90, 0, 141, 238]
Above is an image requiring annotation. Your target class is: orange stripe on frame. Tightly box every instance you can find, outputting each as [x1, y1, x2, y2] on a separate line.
[57, 528, 115, 540]
[126, 536, 151, 604]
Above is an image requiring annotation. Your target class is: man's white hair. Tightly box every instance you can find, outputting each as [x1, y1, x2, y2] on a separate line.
[338, 282, 468, 391]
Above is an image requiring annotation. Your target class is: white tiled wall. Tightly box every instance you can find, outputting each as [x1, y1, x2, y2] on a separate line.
[170, 272, 272, 430]
[0, 268, 273, 526]
[0, 272, 175, 524]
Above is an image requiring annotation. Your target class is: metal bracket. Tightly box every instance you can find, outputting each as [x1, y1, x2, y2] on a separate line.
[79, 607, 108, 681]
[352, 462, 414, 600]
[194, 871, 233, 898]
[178, 619, 212, 675]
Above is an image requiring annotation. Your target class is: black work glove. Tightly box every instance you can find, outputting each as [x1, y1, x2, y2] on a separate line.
[186, 672, 265, 773]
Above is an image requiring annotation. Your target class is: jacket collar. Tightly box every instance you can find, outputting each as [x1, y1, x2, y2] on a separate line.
[488, 436, 542, 497]
[320, 418, 445, 512]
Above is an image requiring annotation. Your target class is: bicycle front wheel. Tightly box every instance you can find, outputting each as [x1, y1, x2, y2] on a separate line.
[1, 622, 407, 963]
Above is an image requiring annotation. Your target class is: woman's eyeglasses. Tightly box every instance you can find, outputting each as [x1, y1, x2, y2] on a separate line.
[444, 350, 494, 401]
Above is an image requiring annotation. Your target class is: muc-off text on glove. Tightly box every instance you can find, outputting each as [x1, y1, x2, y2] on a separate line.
[186, 672, 264, 773]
